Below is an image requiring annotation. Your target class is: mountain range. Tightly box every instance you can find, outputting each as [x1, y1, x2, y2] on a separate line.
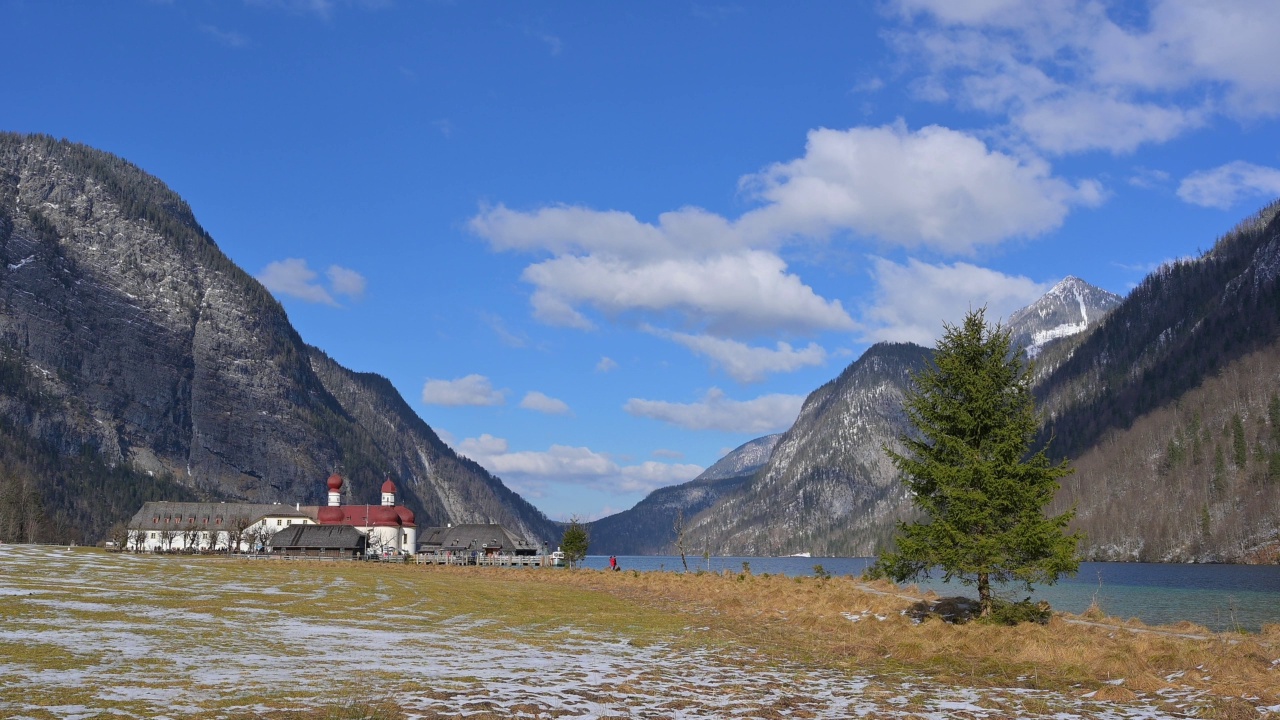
[593, 233, 1280, 562]
[4, 133, 1278, 564]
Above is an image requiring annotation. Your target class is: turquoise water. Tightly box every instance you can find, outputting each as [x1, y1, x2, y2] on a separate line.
[584, 555, 1280, 632]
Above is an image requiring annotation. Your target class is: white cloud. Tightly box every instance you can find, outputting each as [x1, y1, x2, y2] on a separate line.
[421, 374, 506, 407]
[456, 435, 704, 497]
[1177, 161, 1280, 210]
[1128, 167, 1172, 189]
[519, 391, 571, 415]
[892, 0, 1280, 154]
[623, 388, 805, 434]
[246, 0, 336, 20]
[522, 251, 855, 336]
[456, 433, 508, 457]
[471, 121, 1093, 337]
[595, 356, 618, 373]
[481, 312, 528, 348]
[1013, 93, 1205, 155]
[257, 259, 366, 306]
[738, 122, 1103, 251]
[471, 204, 739, 263]
[648, 327, 827, 383]
[326, 265, 366, 299]
[618, 462, 705, 493]
[536, 32, 562, 56]
[201, 25, 248, 48]
[257, 258, 336, 306]
[861, 258, 1050, 345]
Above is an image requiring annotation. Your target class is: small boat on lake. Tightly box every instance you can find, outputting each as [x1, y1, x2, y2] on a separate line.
[788, 551, 811, 558]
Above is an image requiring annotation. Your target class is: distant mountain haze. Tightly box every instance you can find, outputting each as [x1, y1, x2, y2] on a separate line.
[588, 434, 780, 555]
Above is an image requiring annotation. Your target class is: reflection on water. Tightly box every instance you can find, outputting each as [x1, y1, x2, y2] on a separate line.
[583, 555, 1280, 632]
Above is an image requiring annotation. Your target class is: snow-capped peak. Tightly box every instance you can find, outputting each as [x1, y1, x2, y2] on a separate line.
[1007, 277, 1122, 356]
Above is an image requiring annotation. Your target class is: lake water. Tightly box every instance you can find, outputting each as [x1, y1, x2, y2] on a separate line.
[583, 555, 1280, 632]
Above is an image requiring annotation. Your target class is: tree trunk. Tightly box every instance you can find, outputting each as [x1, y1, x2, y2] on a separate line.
[978, 571, 991, 616]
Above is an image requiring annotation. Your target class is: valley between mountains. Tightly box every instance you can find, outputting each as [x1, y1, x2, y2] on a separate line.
[2, 132, 1279, 563]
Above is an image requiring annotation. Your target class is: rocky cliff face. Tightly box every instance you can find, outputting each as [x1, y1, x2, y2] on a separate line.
[307, 348, 558, 542]
[696, 434, 780, 481]
[0, 133, 555, 544]
[683, 343, 932, 557]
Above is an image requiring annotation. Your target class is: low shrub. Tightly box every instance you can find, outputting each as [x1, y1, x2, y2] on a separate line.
[981, 598, 1052, 626]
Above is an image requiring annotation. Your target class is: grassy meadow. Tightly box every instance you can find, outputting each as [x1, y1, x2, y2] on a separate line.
[1, 545, 1277, 719]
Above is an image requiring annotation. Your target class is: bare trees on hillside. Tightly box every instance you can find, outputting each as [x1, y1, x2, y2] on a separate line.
[1057, 344, 1280, 561]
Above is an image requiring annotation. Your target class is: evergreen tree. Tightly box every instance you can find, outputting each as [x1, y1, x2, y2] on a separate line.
[1269, 393, 1280, 442]
[1212, 445, 1226, 497]
[1231, 413, 1247, 468]
[870, 309, 1080, 617]
[560, 516, 589, 570]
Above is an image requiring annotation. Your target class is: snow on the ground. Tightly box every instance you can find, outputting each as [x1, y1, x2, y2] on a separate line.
[0, 545, 1243, 718]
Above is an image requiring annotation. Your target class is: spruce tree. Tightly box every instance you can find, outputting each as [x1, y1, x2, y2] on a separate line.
[870, 309, 1080, 616]
[560, 516, 589, 570]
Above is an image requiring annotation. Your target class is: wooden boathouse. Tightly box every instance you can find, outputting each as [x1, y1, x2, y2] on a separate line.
[415, 523, 553, 566]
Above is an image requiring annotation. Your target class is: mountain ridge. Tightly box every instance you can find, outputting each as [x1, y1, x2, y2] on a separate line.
[0, 132, 556, 544]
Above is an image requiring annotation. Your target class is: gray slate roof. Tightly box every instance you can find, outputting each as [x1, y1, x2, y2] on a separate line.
[418, 523, 540, 554]
[128, 501, 309, 531]
[269, 525, 366, 551]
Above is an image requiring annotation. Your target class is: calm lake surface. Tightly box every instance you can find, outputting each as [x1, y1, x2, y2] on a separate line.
[582, 555, 1280, 632]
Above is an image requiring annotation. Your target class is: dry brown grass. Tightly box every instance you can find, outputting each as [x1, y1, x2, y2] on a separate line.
[428, 565, 1280, 706]
[11, 547, 1275, 717]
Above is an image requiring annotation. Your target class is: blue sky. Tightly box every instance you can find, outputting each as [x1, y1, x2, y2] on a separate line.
[5, 1, 1280, 520]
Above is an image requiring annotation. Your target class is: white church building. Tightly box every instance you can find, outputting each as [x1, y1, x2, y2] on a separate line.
[126, 473, 417, 555]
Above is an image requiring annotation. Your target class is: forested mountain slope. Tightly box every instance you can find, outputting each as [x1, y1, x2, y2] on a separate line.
[0, 133, 554, 544]
[1056, 341, 1280, 562]
[1038, 204, 1280, 561]
[1038, 202, 1280, 461]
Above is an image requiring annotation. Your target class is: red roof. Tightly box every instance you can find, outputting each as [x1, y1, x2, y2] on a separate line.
[381, 478, 397, 494]
[315, 504, 415, 528]
[327, 473, 343, 491]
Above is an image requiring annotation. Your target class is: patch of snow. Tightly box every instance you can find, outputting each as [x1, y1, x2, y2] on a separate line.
[0, 545, 1246, 719]
[7, 255, 35, 271]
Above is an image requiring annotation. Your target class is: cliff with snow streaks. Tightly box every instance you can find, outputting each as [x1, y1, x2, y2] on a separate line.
[1006, 276, 1121, 357]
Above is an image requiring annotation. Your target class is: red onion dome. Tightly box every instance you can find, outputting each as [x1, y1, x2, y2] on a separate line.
[317, 506, 344, 524]
[395, 506, 415, 524]
[372, 506, 400, 525]
[381, 478, 397, 494]
[326, 473, 343, 492]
